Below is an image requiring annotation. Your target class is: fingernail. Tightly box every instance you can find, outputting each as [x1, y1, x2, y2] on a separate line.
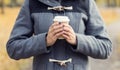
[59, 22, 61, 24]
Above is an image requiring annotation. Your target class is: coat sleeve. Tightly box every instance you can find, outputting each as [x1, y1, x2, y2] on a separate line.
[6, 0, 49, 60]
[71, 0, 112, 59]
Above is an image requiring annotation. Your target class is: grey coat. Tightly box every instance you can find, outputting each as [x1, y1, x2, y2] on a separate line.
[6, 0, 112, 70]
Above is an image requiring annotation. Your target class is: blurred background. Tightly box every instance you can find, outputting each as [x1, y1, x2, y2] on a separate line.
[0, 0, 120, 70]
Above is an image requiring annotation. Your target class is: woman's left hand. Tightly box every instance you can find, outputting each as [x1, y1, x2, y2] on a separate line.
[61, 23, 77, 46]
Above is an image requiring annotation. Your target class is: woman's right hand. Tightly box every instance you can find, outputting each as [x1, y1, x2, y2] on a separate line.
[46, 22, 63, 47]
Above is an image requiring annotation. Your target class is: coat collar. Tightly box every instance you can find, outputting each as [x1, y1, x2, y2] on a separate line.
[38, 0, 61, 7]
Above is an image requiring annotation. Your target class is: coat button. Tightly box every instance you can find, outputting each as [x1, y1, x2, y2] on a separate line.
[57, 62, 66, 67]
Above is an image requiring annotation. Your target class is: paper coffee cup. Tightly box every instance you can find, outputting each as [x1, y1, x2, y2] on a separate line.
[53, 16, 70, 39]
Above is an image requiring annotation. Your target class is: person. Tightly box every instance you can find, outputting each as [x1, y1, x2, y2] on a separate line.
[6, 0, 112, 70]
[0, 0, 4, 14]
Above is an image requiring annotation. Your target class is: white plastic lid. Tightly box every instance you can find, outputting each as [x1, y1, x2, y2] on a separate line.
[53, 16, 70, 22]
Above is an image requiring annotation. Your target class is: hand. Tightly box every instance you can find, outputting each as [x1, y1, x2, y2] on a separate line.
[62, 23, 77, 45]
[46, 22, 63, 47]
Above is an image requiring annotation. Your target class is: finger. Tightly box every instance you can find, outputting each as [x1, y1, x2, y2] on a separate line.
[62, 24, 73, 30]
[62, 24, 74, 32]
[63, 26, 71, 32]
[54, 31, 63, 38]
[63, 30, 75, 39]
[49, 24, 60, 33]
[49, 22, 59, 29]
[48, 33, 58, 41]
[63, 26, 74, 35]
[62, 31, 71, 37]
[62, 32, 70, 40]
[49, 28, 63, 37]
[48, 26, 63, 39]
[53, 28, 63, 36]
[50, 24, 64, 32]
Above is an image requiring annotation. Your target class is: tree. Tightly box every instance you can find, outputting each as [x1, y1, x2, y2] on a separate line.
[0, 0, 4, 14]
[10, 0, 20, 7]
[106, 0, 118, 7]
[106, 0, 110, 7]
